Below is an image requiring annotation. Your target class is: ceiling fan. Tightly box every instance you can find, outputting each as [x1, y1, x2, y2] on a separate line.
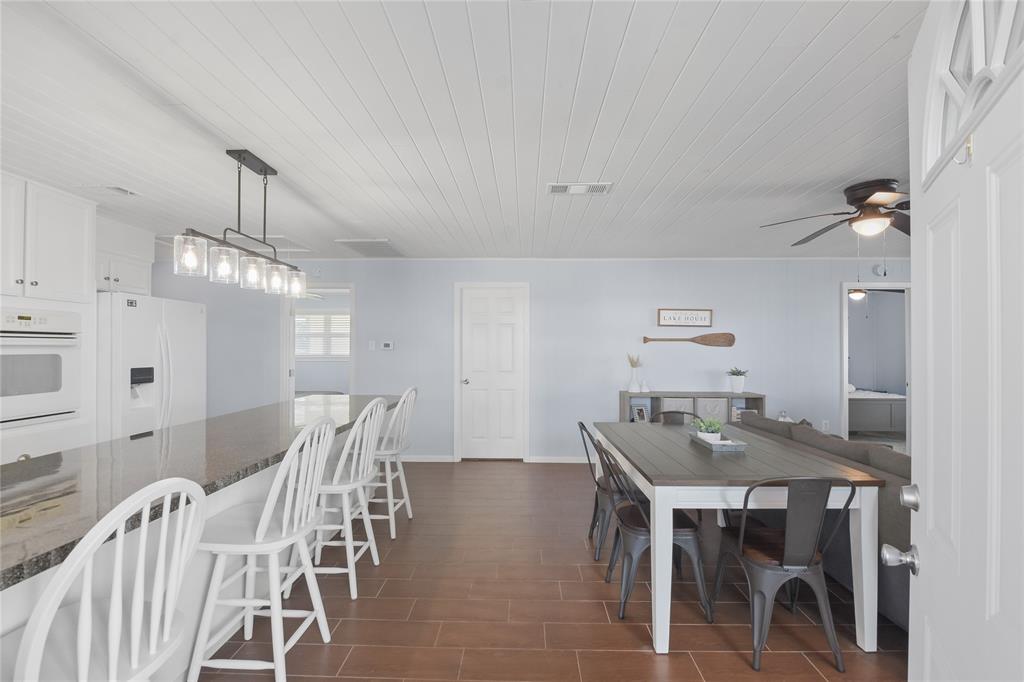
[761, 179, 911, 246]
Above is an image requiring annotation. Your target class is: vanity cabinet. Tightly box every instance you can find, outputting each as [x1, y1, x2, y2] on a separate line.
[1, 174, 95, 303]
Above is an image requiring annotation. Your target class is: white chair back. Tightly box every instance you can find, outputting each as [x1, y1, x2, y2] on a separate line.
[255, 417, 336, 543]
[380, 387, 417, 453]
[14, 478, 206, 682]
[329, 398, 388, 485]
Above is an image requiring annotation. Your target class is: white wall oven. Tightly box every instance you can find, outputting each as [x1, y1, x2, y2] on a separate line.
[0, 309, 81, 425]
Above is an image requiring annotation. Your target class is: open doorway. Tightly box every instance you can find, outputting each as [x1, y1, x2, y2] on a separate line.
[293, 287, 353, 397]
[840, 282, 910, 454]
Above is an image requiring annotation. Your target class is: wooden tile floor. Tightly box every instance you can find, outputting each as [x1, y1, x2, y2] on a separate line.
[200, 461, 907, 681]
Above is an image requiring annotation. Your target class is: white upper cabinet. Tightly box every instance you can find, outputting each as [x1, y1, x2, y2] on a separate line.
[2, 174, 95, 303]
[1, 176, 26, 297]
[97, 253, 151, 294]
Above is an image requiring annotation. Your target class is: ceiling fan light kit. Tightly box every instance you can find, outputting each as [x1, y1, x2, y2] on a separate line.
[172, 149, 307, 298]
[761, 178, 911, 246]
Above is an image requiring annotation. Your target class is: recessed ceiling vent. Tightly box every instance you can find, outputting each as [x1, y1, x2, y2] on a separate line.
[334, 238, 402, 258]
[106, 186, 140, 197]
[547, 182, 612, 195]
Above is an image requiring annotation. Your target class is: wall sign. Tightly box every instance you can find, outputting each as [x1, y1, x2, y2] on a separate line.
[658, 308, 712, 327]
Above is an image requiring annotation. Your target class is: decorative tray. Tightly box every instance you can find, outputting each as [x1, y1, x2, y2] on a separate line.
[688, 432, 748, 453]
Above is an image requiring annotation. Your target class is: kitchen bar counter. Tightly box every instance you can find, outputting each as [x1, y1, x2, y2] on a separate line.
[0, 394, 397, 589]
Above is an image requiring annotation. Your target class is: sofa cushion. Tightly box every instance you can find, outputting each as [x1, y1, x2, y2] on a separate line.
[866, 445, 911, 479]
[740, 412, 793, 438]
[790, 425, 871, 465]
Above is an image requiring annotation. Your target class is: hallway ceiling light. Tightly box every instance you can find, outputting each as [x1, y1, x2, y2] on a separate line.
[172, 149, 304, 296]
[848, 288, 867, 301]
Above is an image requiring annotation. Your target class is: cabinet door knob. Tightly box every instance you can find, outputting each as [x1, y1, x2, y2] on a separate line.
[29, 281, 38, 286]
[15, 278, 24, 284]
[104, 276, 111, 281]
[113, 277, 120, 282]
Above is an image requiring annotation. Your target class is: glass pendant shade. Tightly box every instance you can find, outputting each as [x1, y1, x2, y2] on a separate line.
[265, 264, 289, 295]
[209, 246, 240, 284]
[239, 256, 267, 290]
[173, 234, 208, 277]
[848, 288, 867, 301]
[286, 270, 307, 298]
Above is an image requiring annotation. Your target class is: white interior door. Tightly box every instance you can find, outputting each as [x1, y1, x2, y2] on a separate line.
[457, 285, 527, 460]
[907, 2, 1023, 679]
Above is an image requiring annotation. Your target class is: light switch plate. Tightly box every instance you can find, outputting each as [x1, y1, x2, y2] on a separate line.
[381, 341, 395, 351]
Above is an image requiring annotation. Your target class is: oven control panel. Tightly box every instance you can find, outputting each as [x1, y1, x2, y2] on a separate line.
[1, 309, 81, 334]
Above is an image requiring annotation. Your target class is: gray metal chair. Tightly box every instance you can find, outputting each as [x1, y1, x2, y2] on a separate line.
[595, 440, 713, 622]
[712, 477, 855, 672]
[578, 422, 623, 561]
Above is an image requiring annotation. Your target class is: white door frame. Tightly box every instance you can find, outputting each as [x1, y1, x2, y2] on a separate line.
[839, 281, 911, 451]
[279, 282, 356, 400]
[453, 282, 530, 462]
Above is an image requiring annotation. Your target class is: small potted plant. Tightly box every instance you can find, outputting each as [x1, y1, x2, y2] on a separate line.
[693, 417, 723, 442]
[626, 354, 642, 393]
[727, 367, 748, 393]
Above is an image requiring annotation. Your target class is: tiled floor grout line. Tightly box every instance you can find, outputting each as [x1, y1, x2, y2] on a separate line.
[689, 651, 708, 682]
[332, 643, 354, 677]
[456, 647, 466, 681]
[802, 651, 832, 680]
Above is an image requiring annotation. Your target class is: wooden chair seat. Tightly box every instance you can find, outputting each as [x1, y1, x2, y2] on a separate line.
[614, 504, 698, 534]
[721, 525, 822, 566]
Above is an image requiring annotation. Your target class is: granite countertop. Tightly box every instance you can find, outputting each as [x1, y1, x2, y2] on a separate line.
[0, 394, 397, 589]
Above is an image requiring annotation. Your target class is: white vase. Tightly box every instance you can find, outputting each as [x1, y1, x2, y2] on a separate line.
[640, 379, 651, 393]
[698, 432, 721, 442]
[628, 368, 641, 393]
[729, 375, 746, 394]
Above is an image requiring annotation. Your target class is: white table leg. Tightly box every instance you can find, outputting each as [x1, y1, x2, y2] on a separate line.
[649, 489, 674, 654]
[849, 486, 879, 652]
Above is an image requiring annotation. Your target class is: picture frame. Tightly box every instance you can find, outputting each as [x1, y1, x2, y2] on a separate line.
[631, 405, 648, 423]
[658, 308, 713, 327]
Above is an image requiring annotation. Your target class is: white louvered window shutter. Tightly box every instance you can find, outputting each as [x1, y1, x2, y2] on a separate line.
[295, 312, 350, 358]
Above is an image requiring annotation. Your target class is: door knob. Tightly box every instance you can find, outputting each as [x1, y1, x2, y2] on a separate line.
[461, 379, 470, 385]
[15, 278, 24, 284]
[113, 277, 120, 283]
[104, 276, 111, 281]
[899, 484, 920, 511]
[881, 543, 920, 575]
[29, 281, 38, 286]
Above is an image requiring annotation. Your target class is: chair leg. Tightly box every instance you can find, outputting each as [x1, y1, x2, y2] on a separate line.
[604, 527, 622, 583]
[678, 538, 713, 623]
[356, 485, 381, 565]
[341, 491, 358, 599]
[588, 492, 600, 541]
[187, 553, 226, 682]
[243, 553, 256, 639]
[712, 550, 729, 604]
[748, 571, 787, 672]
[804, 568, 845, 672]
[395, 456, 413, 519]
[617, 533, 651, 620]
[297, 540, 332, 643]
[593, 497, 612, 561]
[785, 580, 800, 612]
[383, 456, 397, 539]
[266, 552, 288, 682]
[282, 545, 297, 599]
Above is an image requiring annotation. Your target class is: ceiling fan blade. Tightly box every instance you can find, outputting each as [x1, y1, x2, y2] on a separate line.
[892, 199, 910, 211]
[888, 210, 910, 236]
[791, 218, 850, 246]
[759, 211, 855, 228]
[864, 191, 909, 206]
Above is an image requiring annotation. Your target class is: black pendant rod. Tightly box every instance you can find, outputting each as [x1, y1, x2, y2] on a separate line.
[263, 174, 268, 244]
[236, 161, 242, 234]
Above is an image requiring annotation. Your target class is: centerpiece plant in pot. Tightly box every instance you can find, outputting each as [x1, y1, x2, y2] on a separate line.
[727, 367, 748, 393]
[693, 417, 723, 443]
[626, 354, 642, 393]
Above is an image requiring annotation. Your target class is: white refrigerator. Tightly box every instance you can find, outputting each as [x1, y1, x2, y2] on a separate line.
[97, 293, 206, 441]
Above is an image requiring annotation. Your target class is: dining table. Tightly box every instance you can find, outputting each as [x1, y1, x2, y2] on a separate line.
[593, 421, 883, 655]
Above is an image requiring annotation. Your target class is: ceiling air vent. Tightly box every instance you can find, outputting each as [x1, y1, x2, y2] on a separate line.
[547, 182, 612, 195]
[334, 238, 402, 258]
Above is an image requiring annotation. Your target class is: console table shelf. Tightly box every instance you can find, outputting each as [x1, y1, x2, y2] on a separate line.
[618, 391, 766, 424]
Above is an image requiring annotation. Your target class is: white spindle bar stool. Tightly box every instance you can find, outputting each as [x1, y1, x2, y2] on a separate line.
[1, 478, 206, 682]
[309, 397, 387, 599]
[187, 418, 336, 682]
[366, 387, 417, 539]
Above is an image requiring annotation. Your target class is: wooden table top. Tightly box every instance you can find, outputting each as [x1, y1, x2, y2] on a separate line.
[594, 422, 885, 488]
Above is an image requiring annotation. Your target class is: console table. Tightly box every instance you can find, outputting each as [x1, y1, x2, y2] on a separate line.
[618, 390, 766, 423]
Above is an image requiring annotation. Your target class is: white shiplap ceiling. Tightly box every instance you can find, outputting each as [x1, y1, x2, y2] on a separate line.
[1, 1, 924, 258]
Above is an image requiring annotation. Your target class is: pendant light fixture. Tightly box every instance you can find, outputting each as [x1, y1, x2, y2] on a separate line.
[172, 149, 306, 296]
[849, 235, 867, 301]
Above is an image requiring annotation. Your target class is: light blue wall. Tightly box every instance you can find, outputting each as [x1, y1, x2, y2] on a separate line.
[296, 258, 910, 459]
[152, 261, 283, 417]
[848, 290, 907, 395]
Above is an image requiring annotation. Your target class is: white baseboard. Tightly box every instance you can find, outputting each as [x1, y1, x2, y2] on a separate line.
[401, 454, 459, 462]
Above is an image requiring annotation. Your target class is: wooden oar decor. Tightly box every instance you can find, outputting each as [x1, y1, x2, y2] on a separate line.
[642, 332, 735, 347]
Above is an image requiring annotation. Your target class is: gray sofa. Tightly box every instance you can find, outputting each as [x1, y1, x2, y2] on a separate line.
[736, 412, 911, 631]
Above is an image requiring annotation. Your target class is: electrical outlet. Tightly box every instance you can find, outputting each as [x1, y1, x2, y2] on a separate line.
[821, 420, 831, 433]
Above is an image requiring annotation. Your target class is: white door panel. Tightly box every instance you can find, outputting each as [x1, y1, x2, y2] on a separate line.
[458, 285, 527, 460]
[907, 2, 1023, 677]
